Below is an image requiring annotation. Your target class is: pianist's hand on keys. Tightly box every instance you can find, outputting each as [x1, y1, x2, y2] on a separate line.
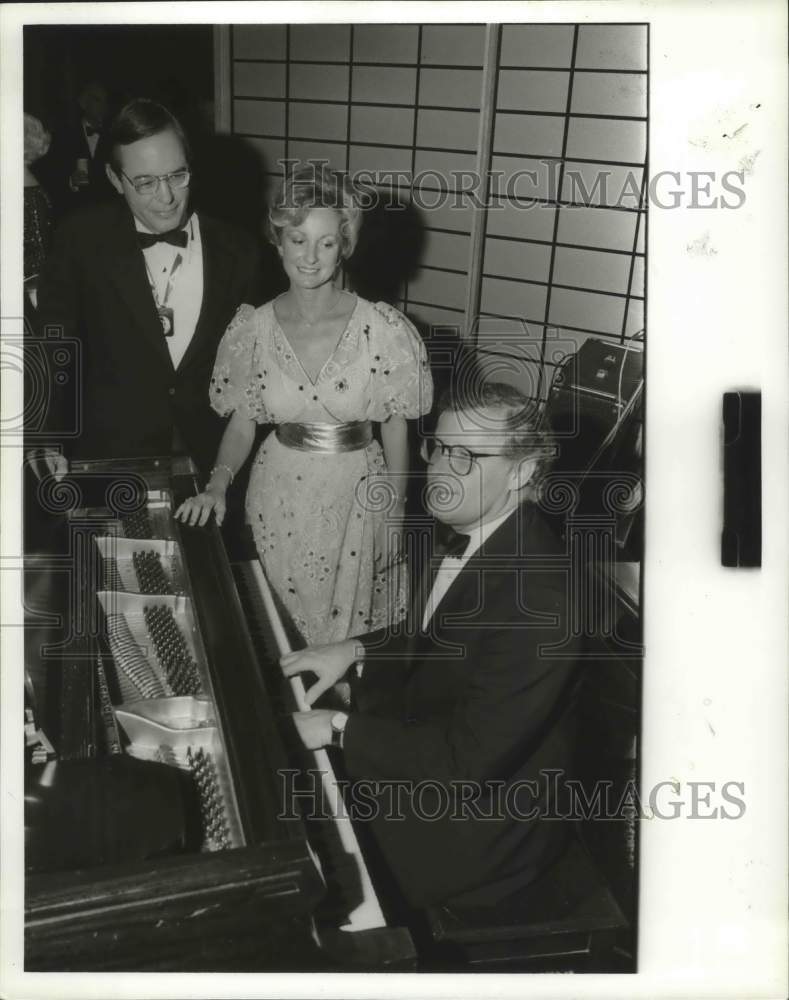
[291, 709, 336, 750]
[281, 638, 362, 706]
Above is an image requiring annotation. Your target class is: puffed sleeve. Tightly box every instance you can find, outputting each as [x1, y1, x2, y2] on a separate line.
[209, 304, 273, 423]
[367, 302, 433, 420]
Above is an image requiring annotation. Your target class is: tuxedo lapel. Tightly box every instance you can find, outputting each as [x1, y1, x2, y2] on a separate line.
[404, 519, 447, 662]
[178, 213, 236, 373]
[430, 507, 522, 620]
[103, 204, 173, 370]
[415, 504, 553, 640]
[430, 503, 568, 635]
[77, 127, 91, 160]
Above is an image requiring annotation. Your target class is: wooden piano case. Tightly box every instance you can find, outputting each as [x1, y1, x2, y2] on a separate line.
[23, 456, 415, 972]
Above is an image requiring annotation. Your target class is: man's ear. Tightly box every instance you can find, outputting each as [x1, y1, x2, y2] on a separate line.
[105, 162, 123, 195]
[508, 456, 538, 494]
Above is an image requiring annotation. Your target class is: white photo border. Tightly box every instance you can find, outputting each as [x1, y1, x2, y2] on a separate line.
[1, 2, 787, 998]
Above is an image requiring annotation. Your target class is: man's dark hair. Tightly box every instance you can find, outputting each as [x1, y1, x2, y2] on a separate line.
[437, 380, 557, 482]
[107, 98, 190, 173]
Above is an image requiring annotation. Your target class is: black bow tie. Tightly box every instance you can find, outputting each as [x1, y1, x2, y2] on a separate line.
[137, 228, 188, 250]
[84, 125, 99, 137]
[435, 523, 470, 558]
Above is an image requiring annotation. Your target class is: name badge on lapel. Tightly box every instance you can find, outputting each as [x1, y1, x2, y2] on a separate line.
[158, 305, 175, 337]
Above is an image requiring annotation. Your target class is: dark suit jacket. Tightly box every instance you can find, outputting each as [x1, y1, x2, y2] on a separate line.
[35, 199, 263, 474]
[344, 502, 582, 909]
[35, 118, 113, 219]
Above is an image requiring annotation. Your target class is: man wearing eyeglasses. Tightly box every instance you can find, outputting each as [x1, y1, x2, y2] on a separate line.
[282, 383, 584, 912]
[34, 98, 262, 480]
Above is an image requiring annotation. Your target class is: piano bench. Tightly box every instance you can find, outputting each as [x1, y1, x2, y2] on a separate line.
[422, 836, 629, 972]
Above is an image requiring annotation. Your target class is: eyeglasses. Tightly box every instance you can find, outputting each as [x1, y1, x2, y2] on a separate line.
[420, 435, 508, 477]
[120, 168, 191, 197]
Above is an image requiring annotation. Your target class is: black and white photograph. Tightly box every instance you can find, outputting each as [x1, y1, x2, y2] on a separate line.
[1, 2, 786, 998]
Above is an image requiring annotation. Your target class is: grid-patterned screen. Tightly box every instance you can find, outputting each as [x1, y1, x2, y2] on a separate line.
[228, 22, 647, 402]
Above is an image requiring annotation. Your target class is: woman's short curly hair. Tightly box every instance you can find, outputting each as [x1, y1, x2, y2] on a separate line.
[267, 162, 362, 259]
[24, 113, 51, 166]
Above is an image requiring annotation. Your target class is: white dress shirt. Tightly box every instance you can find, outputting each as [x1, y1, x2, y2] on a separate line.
[82, 120, 100, 159]
[136, 213, 204, 370]
[353, 504, 520, 685]
[422, 506, 519, 631]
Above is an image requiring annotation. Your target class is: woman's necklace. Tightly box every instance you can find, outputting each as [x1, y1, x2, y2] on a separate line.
[292, 289, 342, 328]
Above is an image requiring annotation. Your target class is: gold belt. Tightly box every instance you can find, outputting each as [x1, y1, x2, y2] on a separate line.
[276, 420, 373, 453]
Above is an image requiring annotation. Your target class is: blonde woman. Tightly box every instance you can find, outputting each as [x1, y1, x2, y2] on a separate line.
[177, 164, 433, 645]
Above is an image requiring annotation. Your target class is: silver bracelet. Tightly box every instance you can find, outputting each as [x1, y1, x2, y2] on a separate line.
[209, 463, 234, 485]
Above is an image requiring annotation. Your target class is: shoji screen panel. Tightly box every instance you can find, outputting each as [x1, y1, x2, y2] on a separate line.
[404, 24, 486, 332]
[231, 23, 352, 173]
[229, 23, 487, 325]
[478, 23, 647, 402]
[348, 24, 418, 313]
[231, 24, 288, 173]
[226, 21, 647, 402]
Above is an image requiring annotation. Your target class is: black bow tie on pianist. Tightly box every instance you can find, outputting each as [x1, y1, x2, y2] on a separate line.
[435, 523, 470, 558]
[137, 228, 188, 250]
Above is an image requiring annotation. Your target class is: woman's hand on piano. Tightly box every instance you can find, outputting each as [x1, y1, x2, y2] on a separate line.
[281, 638, 360, 706]
[292, 709, 334, 750]
[174, 486, 226, 527]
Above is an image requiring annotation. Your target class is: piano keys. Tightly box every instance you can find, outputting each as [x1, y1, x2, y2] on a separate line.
[237, 558, 387, 926]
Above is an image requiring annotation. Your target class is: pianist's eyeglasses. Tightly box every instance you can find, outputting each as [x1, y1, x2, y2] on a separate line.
[121, 168, 191, 197]
[419, 435, 508, 477]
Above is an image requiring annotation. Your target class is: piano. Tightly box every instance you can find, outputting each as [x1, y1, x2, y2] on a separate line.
[23, 456, 416, 971]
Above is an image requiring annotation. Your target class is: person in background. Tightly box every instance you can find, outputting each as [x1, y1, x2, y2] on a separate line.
[23, 113, 53, 306]
[34, 98, 263, 482]
[63, 80, 113, 208]
[35, 80, 113, 218]
[280, 383, 583, 911]
[175, 163, 433, 645]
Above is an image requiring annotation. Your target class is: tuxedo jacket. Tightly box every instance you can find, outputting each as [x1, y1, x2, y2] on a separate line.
[344, 502, 583, 909]
[36, 119, 113, 217]
[35, 199, 263, 473]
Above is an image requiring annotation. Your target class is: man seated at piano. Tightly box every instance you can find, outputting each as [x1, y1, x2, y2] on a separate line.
[282, 382, 584, 912]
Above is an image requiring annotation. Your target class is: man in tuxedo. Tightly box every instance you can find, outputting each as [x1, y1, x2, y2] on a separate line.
[282, 383, 583, 910]
[34, 98, 262, 480]
[65, 81, 112, 204]
[38, 81, 113, 216]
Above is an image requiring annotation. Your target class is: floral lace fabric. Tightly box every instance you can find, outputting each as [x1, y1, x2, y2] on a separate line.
[24, 185, 52, 281]
[210, 296, 433, 644]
